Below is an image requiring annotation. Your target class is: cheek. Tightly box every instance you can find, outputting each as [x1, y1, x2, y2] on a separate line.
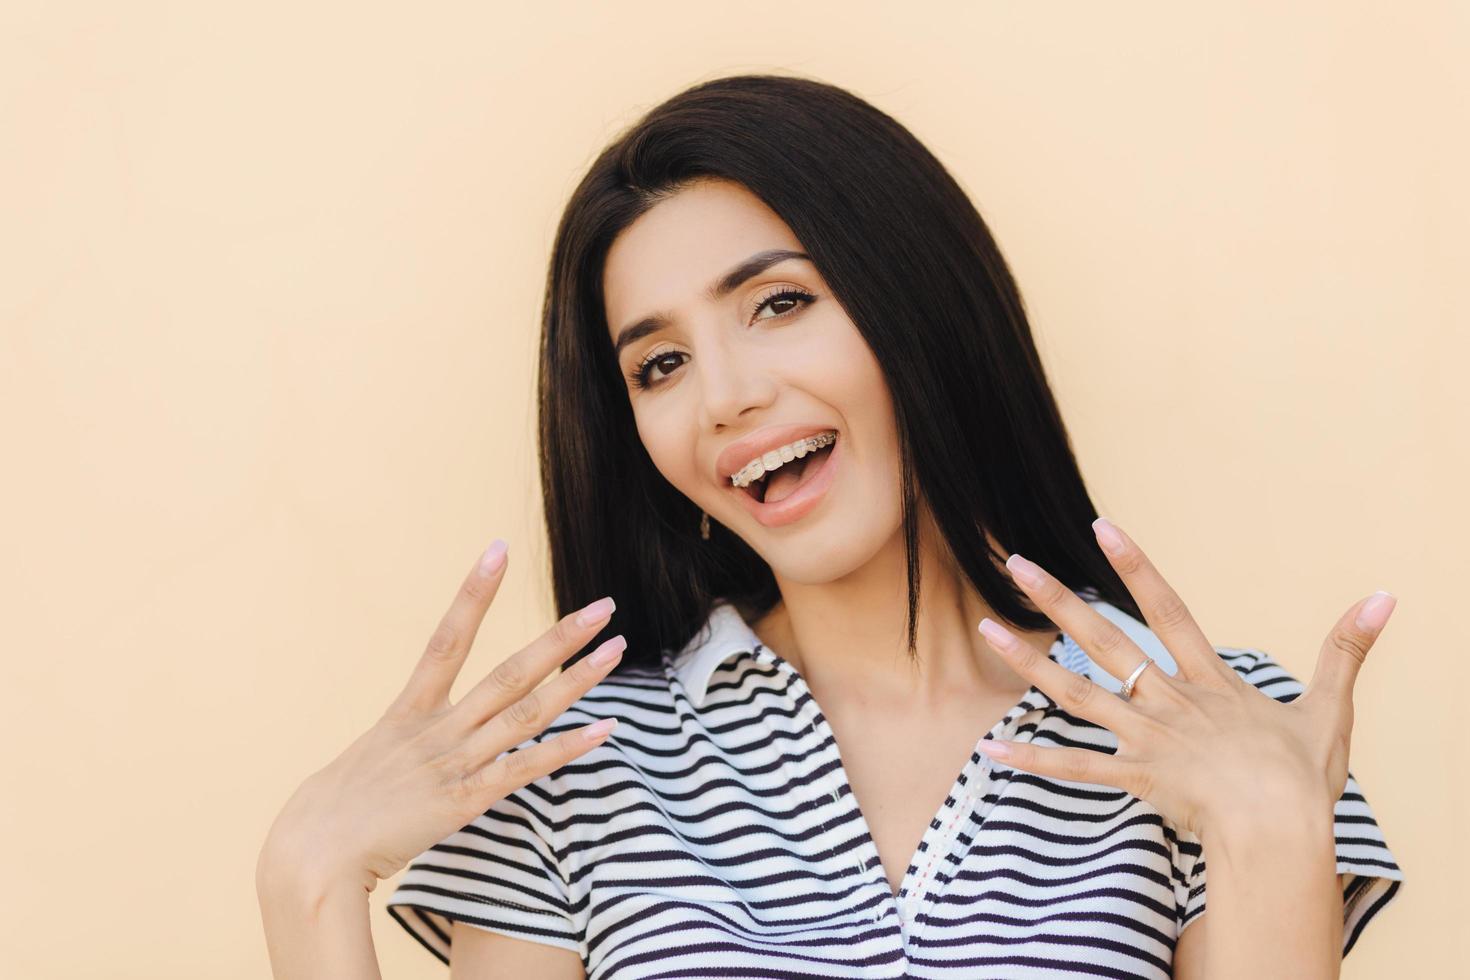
[634, 404, 703, 492]
[827, 332, 904, 490]
[824, 329, 894, 432]
[807, 305, 882, 381]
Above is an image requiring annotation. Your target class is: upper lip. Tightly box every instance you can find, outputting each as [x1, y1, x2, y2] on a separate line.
[714, 423, 840, 485]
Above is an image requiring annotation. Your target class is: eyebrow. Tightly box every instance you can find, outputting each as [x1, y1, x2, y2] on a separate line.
[611, 248, 812, 359]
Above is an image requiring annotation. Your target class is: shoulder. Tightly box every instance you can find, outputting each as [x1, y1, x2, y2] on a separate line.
[478, 665, 670, 845]
[561, 660, 675, 727]
[1064, 600, 1296, 699]
[1211, 645, 1309, 701]
[515, 660, 675, 784]
[525, 660, 675, 742]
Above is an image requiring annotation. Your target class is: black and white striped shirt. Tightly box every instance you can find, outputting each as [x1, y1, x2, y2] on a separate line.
[388, 597, 1403, 978]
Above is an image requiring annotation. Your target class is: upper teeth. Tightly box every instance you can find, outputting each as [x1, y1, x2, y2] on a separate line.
[730, 432, 837, 488]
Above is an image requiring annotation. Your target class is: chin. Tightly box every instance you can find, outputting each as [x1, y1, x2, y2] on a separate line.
[744, 508, 904, 586]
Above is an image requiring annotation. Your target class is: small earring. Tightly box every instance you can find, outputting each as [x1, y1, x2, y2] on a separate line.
[699, 509, 711, 540]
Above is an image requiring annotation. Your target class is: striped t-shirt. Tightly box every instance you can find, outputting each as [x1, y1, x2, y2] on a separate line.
[388, 596, 1404, 978]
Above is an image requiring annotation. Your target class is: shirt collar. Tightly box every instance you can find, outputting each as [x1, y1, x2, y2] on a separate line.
[668, 593, 1181, 708]
[667, 601, 765, 707]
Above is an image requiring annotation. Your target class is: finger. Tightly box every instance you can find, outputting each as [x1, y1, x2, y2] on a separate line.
[460, 713, 620, 804]
[975, 736, 1141, 795]
[391, 539, 510, 717]
[458, 632, 627, 772]
[978, 617, 1138, 733]
[1001, 551, 1172, 702]
[451, 593, 619, 729]
[1302, 591, 1395, 707]
[1086, 519, 1232, 686]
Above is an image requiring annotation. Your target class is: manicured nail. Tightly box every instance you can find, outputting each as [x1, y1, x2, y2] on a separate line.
[479, 539, 508, 575]
[1355, 591, 1396, 631]
[978, 617, 1017, 650]
[1092, 518, 1126, 556]
[583, 717, 618, 741]
[575, 595, 616, 627]
[977, 738, 1012, 759]
[589, 634, 626, 666]
[1006, 554, 1043, 588]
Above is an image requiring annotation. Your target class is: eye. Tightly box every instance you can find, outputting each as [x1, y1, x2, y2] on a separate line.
[751, 286, 816, 323]
[627, 287, 818, 392]
[629, 346, 686, 390]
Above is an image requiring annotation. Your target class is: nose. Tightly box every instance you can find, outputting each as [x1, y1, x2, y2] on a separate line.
[695, 333, 778, 430]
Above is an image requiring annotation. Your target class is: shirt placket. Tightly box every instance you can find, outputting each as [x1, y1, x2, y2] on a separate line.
[894, 750, 998, 953]
[747, 641, 1056, 973]
[757, 651, 901, 974]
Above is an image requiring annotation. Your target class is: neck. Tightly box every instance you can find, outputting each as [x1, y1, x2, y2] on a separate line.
[745, 510, 1060, 715]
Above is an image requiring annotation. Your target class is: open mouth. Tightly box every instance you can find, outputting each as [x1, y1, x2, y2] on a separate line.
[738, 439, 837, 505]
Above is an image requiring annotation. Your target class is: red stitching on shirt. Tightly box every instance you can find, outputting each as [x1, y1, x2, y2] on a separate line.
[914, 785, 968, 897]
[905, 757, 991, 941]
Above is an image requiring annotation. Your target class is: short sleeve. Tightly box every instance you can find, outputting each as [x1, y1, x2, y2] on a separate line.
[1174, 647, 1406, 958]
[386, 741, 583, 966]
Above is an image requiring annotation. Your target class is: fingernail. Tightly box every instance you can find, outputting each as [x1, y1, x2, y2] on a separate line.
[589, 634, 626, 666]
[1092, 518, 1126, 556]
[977, 738, 1011, 759]
[575, 595, 616, 627]
[479, 539, 508, 575]
[1355, 591, 1396, 631]
[583, 717, 618, 741]
[978, 617, 1017, 650]
[1006, 553, 1043, 588]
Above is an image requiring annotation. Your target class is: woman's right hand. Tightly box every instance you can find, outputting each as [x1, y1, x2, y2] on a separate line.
[256, 538, 625, 898]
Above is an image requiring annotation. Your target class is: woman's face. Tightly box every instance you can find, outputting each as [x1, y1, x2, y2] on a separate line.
[602, 178, 905, 584]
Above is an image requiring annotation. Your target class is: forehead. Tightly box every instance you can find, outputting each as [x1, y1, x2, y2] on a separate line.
[602, 179, 805, 334]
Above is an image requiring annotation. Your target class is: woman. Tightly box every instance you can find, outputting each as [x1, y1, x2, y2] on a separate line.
[256, 74, 1403, 978]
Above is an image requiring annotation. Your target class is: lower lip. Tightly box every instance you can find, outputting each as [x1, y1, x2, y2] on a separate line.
[731, 435, 842, 529]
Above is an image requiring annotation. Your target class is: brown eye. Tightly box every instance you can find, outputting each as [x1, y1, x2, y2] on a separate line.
[751, 287, 816, 323]
[630, 349, 687, 390]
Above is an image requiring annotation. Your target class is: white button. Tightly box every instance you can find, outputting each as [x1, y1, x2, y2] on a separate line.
[900, 897, 921, 922]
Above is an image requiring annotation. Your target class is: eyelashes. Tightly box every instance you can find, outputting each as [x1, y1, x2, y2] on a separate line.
[750, 285, 815, 322]
[627, 287, 817, 391]
[629, 348, 679, 391]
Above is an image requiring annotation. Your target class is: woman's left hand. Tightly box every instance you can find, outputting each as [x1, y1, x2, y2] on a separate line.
[975, 518, 1397, 839]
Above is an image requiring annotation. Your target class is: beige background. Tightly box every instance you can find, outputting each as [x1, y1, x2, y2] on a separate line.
[2, 1, 1463, 976]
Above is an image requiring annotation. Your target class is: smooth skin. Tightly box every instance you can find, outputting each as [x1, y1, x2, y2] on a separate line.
[256, 540, 618, 979]
[977, 519, 1391, 978]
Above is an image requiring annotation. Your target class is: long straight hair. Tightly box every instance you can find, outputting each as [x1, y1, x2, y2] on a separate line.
[538, 73, 1143, 671]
